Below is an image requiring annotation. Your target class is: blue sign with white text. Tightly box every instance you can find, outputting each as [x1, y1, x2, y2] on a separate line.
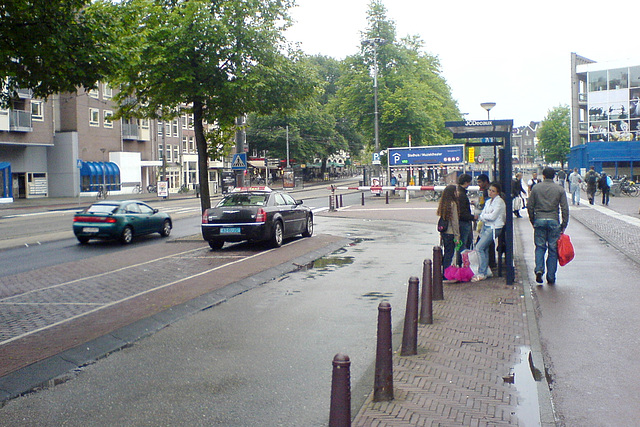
[388, 145, 464, 166]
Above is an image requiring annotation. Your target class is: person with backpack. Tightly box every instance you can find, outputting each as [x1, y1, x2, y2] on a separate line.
[527, 171, 540, 193]
[598, 172, 611, 206]
[585, 166, 599, 205]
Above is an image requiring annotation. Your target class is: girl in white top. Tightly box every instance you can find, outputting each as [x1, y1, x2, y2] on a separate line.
[473, 182, 506, 281]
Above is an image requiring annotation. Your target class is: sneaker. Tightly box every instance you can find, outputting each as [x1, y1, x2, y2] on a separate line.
[535, 272, 543, 283]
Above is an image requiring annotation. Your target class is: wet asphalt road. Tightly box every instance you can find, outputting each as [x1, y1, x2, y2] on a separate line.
[0, 203, 440, 426]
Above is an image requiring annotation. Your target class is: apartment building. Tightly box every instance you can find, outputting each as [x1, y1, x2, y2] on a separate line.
[1, 83, 226, 201]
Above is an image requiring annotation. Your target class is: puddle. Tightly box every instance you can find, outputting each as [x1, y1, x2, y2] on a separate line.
[360, 291, 394, 300]
[508, 346, 542, 426]
[293, 247, 355, 274]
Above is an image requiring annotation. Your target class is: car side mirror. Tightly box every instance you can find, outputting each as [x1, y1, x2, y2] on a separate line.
[295, 199, 303, 206]
[153, 208, 159, 214]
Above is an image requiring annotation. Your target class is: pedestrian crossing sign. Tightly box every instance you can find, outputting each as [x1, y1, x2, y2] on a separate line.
[232, 153, 247, 170]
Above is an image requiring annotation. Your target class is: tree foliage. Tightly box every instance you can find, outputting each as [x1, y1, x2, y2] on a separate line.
[0, 0, 116, 106]
[537, 105, 570, 166]
[335, 1, 460, 152]
[98, 0, 315, 211]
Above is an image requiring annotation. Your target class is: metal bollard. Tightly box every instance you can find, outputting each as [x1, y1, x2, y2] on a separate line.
[401, 277, 419, 356]
[419, 259, 433, 324]
[339, 194, 343, 208]
[385, 191, 389, 204]
[329, 195, 334, 211]
[329, 353, 351, 427]
[432, 246, 444, 300]
[373, 302, 394, 402]
[361, 192, 365, 206]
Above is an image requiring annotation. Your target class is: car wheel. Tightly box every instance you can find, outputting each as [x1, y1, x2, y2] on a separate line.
[270, 220, 284, 248]
[160, 219, 171, 237]
[301, 214, 313, 237]
[77, 236, 90, 244]
[120, 226, 133, 244]
[208, 240, 224, 250]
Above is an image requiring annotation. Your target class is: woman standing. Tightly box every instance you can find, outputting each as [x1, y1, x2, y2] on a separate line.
[473, 182, 506, 282]
[436, 184, 460, 273]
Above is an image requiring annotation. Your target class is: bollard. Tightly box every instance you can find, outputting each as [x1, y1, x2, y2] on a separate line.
[361, 192, 365, 206]
[339, 194, 343, 208]
[329, 195, 334, 211]
[373, 302, 394, 402]
[432, 246, 444, 300]
[419, 259, 433, 324]
[401, 277, 419, 356]
[329, 353, 351, 427]
[385, 191, 389, 204]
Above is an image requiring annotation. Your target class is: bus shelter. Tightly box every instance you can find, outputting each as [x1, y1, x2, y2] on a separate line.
[445, 119, 515, 285]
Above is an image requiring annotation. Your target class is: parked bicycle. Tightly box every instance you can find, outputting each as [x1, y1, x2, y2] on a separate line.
[147, 184, 157, 193]
[133, 184, 143, 194]
[96, 186, 109, 200]
[178, 184, 190, 194]
[617, 176, 639, 197]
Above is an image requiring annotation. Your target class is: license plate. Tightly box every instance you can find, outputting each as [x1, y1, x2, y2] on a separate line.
[220, 227, 241, 234]
[83, 227, 99, 233]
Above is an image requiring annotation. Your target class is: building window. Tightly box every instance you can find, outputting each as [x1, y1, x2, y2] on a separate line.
[88, 87, 99, 99]
[165, 121, 171, 137]
[103, 83, 113, 99]
[189, 136, 195, 152]
[589, 71, 607, 92]
[188, 114, 194, 130]
[182, 136, 188, 152]
[181, 114, 188, 129]
[141, 118, 149, 129]
[172, 119, 179, 137]
[173, 145, 179, 162]
[31, 101, 44, 121]
[608, 68, 628, 90]
[89, 108, 100, 126]
[158, 144, 164, 160]
[158, 120, 164, 135]
[104, 110, 114, 128]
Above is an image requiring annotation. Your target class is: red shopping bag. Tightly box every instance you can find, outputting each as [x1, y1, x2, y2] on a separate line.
[558, 233, 574, 266]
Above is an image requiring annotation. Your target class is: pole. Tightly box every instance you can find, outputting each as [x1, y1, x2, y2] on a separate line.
[286, 125, 290, 168]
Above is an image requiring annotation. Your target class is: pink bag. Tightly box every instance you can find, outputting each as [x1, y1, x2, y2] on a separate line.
[558, 233, 574, 266]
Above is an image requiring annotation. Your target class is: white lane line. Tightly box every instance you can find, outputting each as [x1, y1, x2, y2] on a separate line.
[0, 240, 300, 346]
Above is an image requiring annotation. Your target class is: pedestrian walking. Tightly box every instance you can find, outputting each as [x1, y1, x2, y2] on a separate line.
[557, 169, 566, 188]
[584, 166, 599, 205]
[457, 174, 474, 262]
[598, 172, 611, 206]
[474, 174, 496, 269]
[437, 184, 460, 273]
[511, 173, 526, 218]
[472, 181, 506, 282]
[527, 171, 540, 193]
[568, 168, 583, 205]
[527, 167, 570, 285]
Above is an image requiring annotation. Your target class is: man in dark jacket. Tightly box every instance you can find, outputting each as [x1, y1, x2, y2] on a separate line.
[527, 167, 570, 285]
[457, 173, 474, 264]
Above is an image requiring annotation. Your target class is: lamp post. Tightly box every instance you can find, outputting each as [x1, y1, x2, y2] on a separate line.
[362, 37, 387, 180]
[100, 148, 106, 194]
[481, 102, 497, 179]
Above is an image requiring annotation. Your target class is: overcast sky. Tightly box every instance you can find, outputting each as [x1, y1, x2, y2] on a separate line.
[285, 0, 638, 128]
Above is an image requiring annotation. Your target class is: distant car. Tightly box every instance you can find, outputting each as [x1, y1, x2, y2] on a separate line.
[73, 200, 172, 244]
[201, 187, 313, 250]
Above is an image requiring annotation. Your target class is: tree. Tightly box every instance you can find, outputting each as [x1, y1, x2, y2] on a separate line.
[335, 1, 460, 152]
[0, 0, 116, 106]
[99, 0, 315, 211]
[537, 105, 570, 167]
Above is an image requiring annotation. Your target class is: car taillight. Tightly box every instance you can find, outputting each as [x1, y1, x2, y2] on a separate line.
[255, 208, 266, 223]
[202, 211, 209, 224]
[74, 216, 117, 223]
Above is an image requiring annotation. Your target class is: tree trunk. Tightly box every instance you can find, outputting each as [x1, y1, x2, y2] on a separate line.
[193, 100, 211, 212]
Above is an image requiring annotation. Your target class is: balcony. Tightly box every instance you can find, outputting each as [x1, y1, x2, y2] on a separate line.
[579, 122, 588, 132]
[16, 88, 33, 99]
[9, 110, 32, 132]
[122, 122, 139, 140]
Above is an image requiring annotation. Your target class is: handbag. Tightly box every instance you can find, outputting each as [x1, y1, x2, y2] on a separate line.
[557, 233, 574, 266]
[513, 196, 522, 211]
[437, 217, 449, 233]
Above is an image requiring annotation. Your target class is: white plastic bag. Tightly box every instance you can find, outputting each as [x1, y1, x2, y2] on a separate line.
[460, 249, 480, 276]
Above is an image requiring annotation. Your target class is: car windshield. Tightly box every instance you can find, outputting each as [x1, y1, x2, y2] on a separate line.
[217, 193, 269, 207]
[86, 204, 119, 214]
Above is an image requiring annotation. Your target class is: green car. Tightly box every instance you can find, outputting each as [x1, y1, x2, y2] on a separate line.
[73, 200, 172, 244]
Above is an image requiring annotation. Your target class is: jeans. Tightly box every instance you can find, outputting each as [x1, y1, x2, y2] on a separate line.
[570, 184, 580, 205]
[441, 233, 455, 272]
[602, 189, 610, 205]
[476, 225, 500, 277]
[457, 221, 473, 265]
[533, 218, 561, 281]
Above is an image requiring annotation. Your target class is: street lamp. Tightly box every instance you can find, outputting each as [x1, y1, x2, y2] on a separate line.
[480, 102, 496, 119]
[362, 37, 387, 154]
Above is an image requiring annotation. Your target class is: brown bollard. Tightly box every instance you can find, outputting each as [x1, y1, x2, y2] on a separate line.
[385, 191, 389, 204]
[329, 353, 351, 427]
[373, 302, 394, 402]
[361, 192, 365, 206]
[432, 246, 444, 300]
[419, 259, 433, 324]
[401, 277, 419, 356]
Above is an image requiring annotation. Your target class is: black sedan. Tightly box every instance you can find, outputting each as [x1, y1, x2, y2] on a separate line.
[73, 200, 172, 244]
[201, 187, 313, 250]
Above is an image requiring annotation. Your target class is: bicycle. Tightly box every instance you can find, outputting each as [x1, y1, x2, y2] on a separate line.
[619, 178, 640, 196]
[424, 189, 442, 202]
[96, 186, 109, 200]
[133, 184, 143, 194]
[178, 184, 190, 194]
[147, 184, 157, 193]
